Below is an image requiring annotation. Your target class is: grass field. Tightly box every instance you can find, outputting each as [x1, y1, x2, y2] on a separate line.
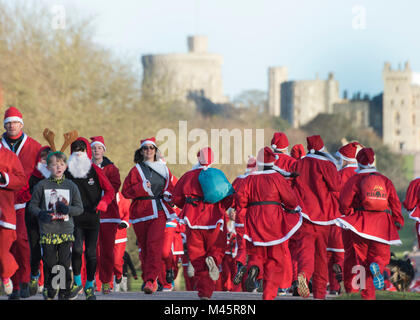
[334, 291, 420, 300]
[391, 211, 417, 258]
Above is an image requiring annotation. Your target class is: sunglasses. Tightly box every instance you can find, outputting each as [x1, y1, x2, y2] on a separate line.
[142, 146, 156, 150]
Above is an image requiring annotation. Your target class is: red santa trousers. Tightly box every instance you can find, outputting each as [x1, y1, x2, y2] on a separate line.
[245, 241, 265, 282]
[162, 225, 176, 271]
[288, 238, 299, 283]
[10, 209, 31, 290]
[327, 250, 344, 292]
[186, 226, 226, 299]
[158, 257, 179, 289]
[342, 229, 358, 293]
[0, 227, 18, 279]
[326, 225, 345, 292]
[181, 254, 197, 291]
[98, 222, 118, 284]
[113, 241, 126, 280]
[221, 254, 242, 292]
[132, 210, 167, 282]
[346, 232, 390, 300]
[291, 219, 331, 299]
[234, 227, 247, 266]
[246, 241, 292, 300]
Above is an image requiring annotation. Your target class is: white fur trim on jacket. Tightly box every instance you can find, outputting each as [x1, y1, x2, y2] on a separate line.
[0, 172, 10, 188]
[1, 133, 27, 156]
[336, 218, 402, 245]
[300, 211, 339, 226]
[408, 206, 420, 223]
[115, 238, 128, 244]
[183, 217, 224, 231]
[243, 213, 302, 246]
[0, 220, 16, 230]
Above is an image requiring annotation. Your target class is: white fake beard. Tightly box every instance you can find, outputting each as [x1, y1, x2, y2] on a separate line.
[67, 151, 92, 178]
[37, 162, 51, 179]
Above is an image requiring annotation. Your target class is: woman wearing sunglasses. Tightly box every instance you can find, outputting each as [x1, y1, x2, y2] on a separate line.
[121, 137, 177, 294]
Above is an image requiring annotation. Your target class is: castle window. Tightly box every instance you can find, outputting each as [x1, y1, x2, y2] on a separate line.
[390, 99, 394, 107]
[413, 114, 416, 126]
[396, 86, 399, 93]
[401, 99, 404, 106]
[395, 112, 400, 125]
[396, 129, 401, 136]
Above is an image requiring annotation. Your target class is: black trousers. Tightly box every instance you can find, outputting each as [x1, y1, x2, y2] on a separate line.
[25, 209, 42, 277]
[41, 241, 72, 291]
[72, 225, 100, 281]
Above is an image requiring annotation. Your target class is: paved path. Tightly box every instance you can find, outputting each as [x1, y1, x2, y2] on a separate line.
[0, 290, 335, 300]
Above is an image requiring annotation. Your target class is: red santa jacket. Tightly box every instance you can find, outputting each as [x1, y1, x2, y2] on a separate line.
[172, 166, 233, 230]
[234, 170, 302, 246]
[97, 157, 121, 223]
[337, 168, 404, 245]
[273, 152, 296, 172]
[122, 163, 177, 224]
[403, 177, 420, 223]
[1, 132, 41, 210]
[291, 153, 341, 225]
[339, 164, 358, 185]
[231, 174, 248, 228]
[165, 219, 184, 256]
[115, 191, 131, 243]
[0, 144, 27, 229]
[327, 164, 359, 251]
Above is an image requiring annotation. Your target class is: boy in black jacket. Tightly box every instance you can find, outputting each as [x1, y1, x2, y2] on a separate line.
[28, 151, 83, 300]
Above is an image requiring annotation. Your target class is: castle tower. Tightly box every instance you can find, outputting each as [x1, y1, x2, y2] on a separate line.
[382, 61, 420, 152]
[141, 35, 227, 104]
[268, 66, 288, 117]
[325, 72, 340, 114]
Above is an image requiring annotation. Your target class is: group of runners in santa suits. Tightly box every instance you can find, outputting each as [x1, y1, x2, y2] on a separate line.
[0, 106, 142, 300]
[0, 105, 416, 300]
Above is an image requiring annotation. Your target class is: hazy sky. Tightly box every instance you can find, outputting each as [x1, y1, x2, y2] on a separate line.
[34, 0, 420, 100]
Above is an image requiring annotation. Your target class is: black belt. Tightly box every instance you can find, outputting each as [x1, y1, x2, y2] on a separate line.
[247, 201, 282, 207]
[355, 207, 391, 214]
[186, 196, 204, 207]
[134, 195, 163, 201]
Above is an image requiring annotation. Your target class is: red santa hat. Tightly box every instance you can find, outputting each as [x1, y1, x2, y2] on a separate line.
[140, 137, 157, 148]
[291, 144, 305, 160]
[197, 147, 214, 166]
[90, 136, 106, 151]
[307, 135, 324, 153]
[336, 141, 361, 162]
[246, 155, 257, 173]
[4, 106, 24, 125]
[356, 147, 375, 168]
[271, 132, 289, 150]
[257, 146, 279, 167]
